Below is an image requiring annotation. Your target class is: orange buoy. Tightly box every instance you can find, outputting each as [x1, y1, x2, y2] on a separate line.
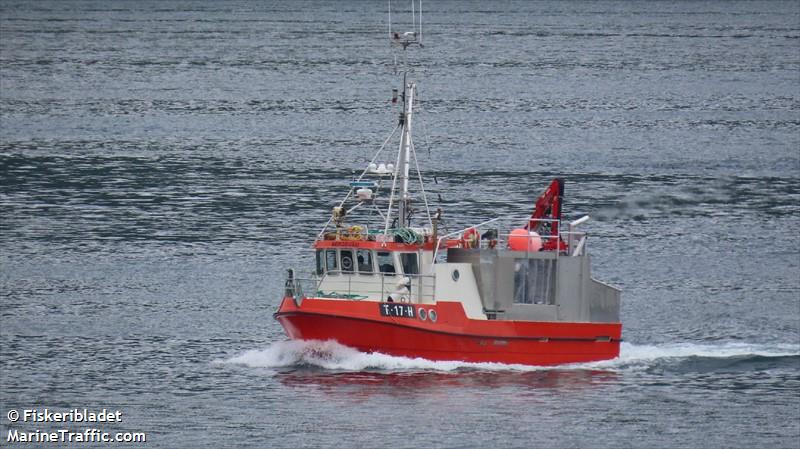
[508, 228, 542, 251]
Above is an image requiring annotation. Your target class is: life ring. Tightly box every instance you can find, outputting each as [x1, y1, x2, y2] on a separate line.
[462, 228, 479, 249]
[341, 253, 354, 271]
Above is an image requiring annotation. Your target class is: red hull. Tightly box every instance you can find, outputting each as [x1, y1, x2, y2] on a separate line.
[275, 297, 621, 366]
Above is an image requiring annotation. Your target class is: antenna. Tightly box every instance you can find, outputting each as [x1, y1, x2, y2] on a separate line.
[411, 0, 415, 31]
[384, 0, 430, 231]
[419, 0, 422, 47]
[389, 0, 422, 51]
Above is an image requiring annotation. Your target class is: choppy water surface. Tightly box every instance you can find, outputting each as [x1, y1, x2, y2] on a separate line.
[1, 1, 799, 448]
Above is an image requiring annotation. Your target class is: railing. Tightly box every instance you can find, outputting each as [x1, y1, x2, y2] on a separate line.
[287, 216, 593, 303]
[284, 269, 320, 306]
[432, 214, 592, 266]
[284, 269, 436, 304]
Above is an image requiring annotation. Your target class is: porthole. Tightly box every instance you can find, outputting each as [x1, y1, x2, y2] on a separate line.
[418, 308, 427, 321]
[428, 309, 437, 322]
[451, 269, 460, 282]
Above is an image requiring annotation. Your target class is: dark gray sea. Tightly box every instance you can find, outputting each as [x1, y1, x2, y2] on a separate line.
[1, 1, 799, 448]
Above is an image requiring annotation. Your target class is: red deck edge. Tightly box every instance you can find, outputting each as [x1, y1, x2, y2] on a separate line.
[314, 239, 435, 251]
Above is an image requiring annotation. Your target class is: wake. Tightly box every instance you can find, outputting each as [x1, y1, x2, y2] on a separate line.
[220, 339, 800, 373]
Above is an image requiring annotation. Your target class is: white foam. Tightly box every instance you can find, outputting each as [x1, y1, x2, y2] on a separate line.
[622, 341, 799, 361]
[585, 341, 800, 370]
[222, 340, 548, 372]
[220, 340, 800, 373]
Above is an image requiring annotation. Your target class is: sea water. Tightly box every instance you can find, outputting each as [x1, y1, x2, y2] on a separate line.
[1, 1, 798, 448]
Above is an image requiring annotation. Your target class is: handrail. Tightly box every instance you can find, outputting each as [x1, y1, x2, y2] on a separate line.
[570, 215, 590, 227]
[431, 216, 504, 271]
[286, 270, 436, 303]
[311, 214, 591, 283]
[429, 213, 593, 263]
[572, 236, 587, 256]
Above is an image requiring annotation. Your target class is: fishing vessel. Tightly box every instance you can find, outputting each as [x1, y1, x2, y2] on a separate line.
[274, 2, 621, 366]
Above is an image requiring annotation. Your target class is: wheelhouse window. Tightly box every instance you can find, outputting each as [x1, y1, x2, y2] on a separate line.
[325, 249, 338, 272]
[357, 249, 373, 273]
[315, 250, 324, 275]
[400, 253, 419, 275]
[377, 251, 395, 275]
[340, 250, 355, 273]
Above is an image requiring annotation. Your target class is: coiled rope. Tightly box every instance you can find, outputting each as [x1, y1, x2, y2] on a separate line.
[393, 227, 423, 245]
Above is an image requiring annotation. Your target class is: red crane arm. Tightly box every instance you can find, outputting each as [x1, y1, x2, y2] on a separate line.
[525, 178, 567, 251]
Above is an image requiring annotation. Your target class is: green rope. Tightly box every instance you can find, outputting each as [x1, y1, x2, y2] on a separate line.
[392, 227, 423, 245]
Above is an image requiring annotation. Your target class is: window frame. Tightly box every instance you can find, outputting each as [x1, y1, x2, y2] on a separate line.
[340, 249, 355, 273]
[376, 251, 396, 276]
[315, 250, 324, 275]
[400, 252, 419, 276]
[356, 249, 373, 274]
[325, 249, 339, 273]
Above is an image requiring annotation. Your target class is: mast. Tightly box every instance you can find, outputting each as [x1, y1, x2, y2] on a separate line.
[316, 0, 431, 241]
[387, 0, 423, 231]
[398, 78, 414, 228]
